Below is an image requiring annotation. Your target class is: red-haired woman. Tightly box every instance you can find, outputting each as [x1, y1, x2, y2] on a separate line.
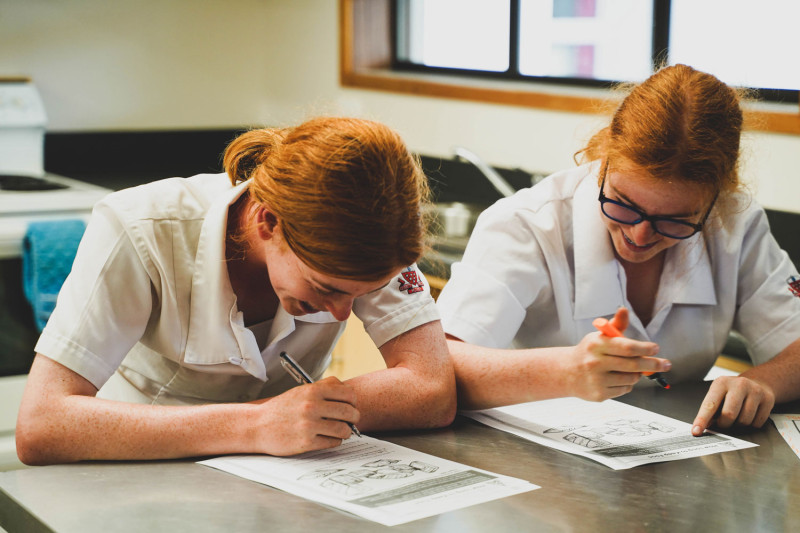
[438, 64, 800, 436]
[17, 117, 456, 465]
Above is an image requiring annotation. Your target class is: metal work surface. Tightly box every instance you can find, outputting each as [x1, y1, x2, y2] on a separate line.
[2, 383, 799, 532]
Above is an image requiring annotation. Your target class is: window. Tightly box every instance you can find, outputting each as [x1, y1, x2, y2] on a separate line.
[394, 0, 800, 103]
[398, 0, 511, 72]
[519, 0, 653, 82]
[340, 0, 800, 134]
[669, 0, 800, 98]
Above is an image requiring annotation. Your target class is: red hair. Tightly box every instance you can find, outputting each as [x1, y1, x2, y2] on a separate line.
[224, 117, 430, 280]
[579, 64, 743, 200]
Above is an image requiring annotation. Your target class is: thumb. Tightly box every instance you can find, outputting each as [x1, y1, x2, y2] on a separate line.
[610, 307, 629, 334]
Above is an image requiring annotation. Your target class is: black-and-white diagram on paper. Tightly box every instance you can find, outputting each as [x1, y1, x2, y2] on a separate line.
[299, 458, 439, 495]
[462, 397, 757, 469]
[545, 418, 676, 449]
[198, 436, 538, 527]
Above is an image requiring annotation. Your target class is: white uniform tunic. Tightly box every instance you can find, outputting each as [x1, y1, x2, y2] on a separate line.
[437, 162, 800, 384]
[35, 173, 439, 405]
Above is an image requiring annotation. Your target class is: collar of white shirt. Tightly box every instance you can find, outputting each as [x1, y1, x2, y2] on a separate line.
[572, 168, 716, 322]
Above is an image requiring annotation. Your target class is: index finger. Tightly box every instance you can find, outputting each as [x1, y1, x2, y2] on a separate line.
[603, 336, 660, 358]
[313, 377, 358, 406]
[692, 387, 725, 436]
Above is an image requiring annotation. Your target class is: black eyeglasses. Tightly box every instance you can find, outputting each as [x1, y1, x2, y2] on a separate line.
[598, 164, 717, 240]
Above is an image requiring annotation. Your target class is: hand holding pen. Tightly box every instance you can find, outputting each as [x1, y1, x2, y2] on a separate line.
[592, 309, 671, 389]
[280, 351, 362, 438]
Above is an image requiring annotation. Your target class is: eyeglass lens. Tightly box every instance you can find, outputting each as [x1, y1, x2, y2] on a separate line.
[601, 202, 697, 238]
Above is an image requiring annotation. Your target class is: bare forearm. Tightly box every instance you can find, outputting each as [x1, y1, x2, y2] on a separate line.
[449, 339, 576, 410]
[17, 395, 259, 465]
[19, 354, 371, 465]
[741, 338, 800, 404]
[345, 321, 457, 431]
[346, 363, 455, 431]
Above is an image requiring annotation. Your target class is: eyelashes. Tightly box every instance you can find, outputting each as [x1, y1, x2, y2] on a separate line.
[313, 286, 334, 297]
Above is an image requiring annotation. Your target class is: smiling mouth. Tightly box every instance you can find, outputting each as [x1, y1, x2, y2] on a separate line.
[622, 232, 656, 251]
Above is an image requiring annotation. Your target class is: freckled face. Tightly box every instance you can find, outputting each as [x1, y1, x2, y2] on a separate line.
[264, 240, 398, 322]
[601, 169, 711, 265]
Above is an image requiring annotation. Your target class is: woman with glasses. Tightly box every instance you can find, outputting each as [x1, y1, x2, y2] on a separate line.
[436, 64, 800, 436]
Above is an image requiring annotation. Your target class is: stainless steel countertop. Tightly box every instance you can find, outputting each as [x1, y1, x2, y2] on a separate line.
[2, 382, 799, 533]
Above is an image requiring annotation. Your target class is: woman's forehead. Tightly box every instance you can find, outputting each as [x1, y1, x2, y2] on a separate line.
[303, 260, 400, 294]
[606, 169, 711, 214]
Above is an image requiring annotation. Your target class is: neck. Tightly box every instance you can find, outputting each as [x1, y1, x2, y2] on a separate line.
[226, 194, 262, 263]
[617, 251, 666, 327]
[225, 194, 279, 325]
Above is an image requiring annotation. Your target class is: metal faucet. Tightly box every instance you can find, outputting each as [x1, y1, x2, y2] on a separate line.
[452, 146, 516, 198]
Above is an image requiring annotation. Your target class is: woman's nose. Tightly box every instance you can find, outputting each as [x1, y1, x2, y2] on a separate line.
[629, 220, 657, 244]
[326, 297, 354, 321]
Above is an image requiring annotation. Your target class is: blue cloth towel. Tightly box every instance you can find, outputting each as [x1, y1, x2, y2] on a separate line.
[23, 219, 87, 332]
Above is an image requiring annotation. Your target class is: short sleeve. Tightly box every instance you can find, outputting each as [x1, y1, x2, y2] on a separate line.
[733, 207, 800, 364]
[437, 262, 527, 348]
[34, 201, 154, 388]
[437, 201, 554, 349]
[352, 264, 440, 348]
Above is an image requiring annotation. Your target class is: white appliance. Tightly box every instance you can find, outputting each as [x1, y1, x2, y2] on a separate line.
[0, 172, 111, 258]
[0, 77, 46, 176]
[0, 79, 111, 258]
[0, 78, 111, 469]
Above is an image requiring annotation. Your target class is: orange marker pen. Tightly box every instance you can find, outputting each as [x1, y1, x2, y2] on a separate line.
[592, 317, 670, 389]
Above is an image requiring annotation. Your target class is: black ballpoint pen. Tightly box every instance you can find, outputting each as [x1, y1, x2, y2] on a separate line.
[278, 351, 363, 437]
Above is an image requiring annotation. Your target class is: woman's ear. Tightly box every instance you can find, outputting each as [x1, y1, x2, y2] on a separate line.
[256, 207, 279, 240]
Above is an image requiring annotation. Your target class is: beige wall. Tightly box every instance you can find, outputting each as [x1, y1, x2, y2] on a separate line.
[2, 0, 799, 212]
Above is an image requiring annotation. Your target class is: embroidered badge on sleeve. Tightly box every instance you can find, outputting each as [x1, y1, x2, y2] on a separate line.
[788, 276, 800, 298]
[397, 266, 425, 294]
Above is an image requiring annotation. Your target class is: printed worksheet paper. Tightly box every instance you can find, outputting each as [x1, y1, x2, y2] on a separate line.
[199, 436, 538, 526]
[462, 397, 757, 470]
[769, 413, 800, 460]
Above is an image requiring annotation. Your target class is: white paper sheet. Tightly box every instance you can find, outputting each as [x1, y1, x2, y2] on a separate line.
[462, 397, 758, 470]
[703, 365, 740, 381]
[769, 413, 800, 460]
[199, 436, 538, 526]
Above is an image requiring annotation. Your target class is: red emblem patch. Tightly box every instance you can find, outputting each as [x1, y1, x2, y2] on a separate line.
[789, 276, 800, 298]
[397, 267, 424, 294]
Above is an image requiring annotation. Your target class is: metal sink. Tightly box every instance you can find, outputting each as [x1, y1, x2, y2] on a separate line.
[422, 202, 488, 278]
[419, 146, 522, 278]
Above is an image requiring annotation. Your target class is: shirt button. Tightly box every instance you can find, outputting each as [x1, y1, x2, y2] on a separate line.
[228, 356, 242, 365]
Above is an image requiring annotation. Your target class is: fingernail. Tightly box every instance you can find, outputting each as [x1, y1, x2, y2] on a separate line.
[692, 425, 702, 435]
[662, 360, 672, 371]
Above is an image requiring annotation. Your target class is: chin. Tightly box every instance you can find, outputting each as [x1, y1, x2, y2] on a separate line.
[283, 301, 305, 316]
[618, 251, 656, 264]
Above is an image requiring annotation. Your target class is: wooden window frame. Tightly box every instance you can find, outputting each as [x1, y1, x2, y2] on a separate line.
[339, 0, 800, 135]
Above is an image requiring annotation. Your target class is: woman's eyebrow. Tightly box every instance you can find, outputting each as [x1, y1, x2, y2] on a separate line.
[314, 282, 349, 295]
[313, 279, 391, 296]
[612, 187, 699, 218]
